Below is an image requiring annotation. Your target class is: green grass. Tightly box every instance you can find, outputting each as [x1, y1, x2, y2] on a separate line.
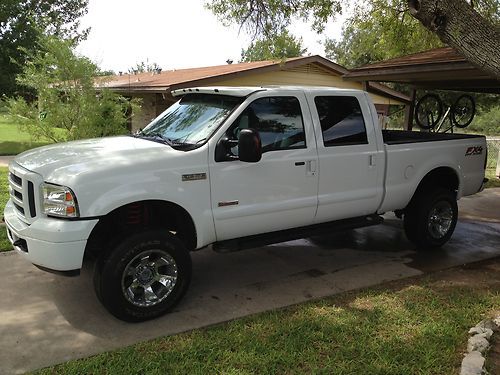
[0, 167, 7, 212]
[1, 167, 12, 252]
[0, 228, 12, 252]
[0, 115, 56, 155]
[485, 169, 500, 188]
[35, 268, 499, 375]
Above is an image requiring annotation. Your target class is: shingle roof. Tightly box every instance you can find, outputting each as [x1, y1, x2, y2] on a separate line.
[98, 59, 288, 90]
[98, 56, 328, 91]
[96, 55, 409, 102]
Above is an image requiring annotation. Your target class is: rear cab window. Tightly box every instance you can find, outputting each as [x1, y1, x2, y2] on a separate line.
[314, 96, 368, 146]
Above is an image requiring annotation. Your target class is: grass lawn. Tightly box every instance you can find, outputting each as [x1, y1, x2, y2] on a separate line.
[0, 228, 11, 252]
[1, 167, 12, 252]
[485, 168, 500, 188]
[0, 114, 58, 155]
[35, 262, 499, 374]
[0, 167, 8, 213]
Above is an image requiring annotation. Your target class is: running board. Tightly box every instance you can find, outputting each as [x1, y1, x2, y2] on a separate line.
[213, 215, 384, 253]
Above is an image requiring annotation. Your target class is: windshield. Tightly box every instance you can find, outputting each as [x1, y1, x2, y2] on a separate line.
[139, 94, 242, 147]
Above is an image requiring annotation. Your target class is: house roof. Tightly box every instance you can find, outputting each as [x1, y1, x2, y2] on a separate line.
[98, 55, 409, 103]
[344, 47, 500, 93]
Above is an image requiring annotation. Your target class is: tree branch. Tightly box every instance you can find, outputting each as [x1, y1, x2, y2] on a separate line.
[408, 0, 500, 79]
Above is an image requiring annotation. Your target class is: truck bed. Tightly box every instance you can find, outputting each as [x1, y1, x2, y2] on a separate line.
[382, 130, 484, 145]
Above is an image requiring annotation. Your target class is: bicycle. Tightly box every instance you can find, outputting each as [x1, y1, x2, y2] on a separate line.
[414, 93, 475, 132]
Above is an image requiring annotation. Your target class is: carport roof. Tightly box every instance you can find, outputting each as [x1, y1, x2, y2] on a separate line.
[343, 47, 500, 93]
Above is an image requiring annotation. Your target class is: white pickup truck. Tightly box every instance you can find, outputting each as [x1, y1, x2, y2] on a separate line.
[4, 87, 487, 321]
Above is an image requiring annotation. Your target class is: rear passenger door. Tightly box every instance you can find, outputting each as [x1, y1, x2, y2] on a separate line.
[308, 93, 384, 223]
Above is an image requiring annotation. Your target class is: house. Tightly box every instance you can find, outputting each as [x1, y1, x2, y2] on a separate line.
[99, 55, 410, 131]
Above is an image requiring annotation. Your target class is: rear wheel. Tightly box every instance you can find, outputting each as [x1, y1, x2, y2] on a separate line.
[451, 94, 475, 128]
[93, 230, 191, 322]
[404, 188, 458, 249]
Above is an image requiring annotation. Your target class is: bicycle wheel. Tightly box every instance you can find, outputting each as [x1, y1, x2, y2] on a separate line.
[451, 94, 475, 128]
[415, 94, 443, 130]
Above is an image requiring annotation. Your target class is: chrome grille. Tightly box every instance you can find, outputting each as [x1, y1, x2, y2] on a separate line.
[8, 167, 37, 222]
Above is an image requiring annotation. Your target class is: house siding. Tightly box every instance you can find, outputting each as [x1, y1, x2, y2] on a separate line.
[215, 64, 403, 106]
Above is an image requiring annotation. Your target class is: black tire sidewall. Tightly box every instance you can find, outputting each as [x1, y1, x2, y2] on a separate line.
[95, 230, 191, 322]
[405, 188, 458, 249]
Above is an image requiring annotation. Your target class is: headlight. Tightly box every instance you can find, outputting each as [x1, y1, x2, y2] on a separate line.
[42, 183, 79, 218]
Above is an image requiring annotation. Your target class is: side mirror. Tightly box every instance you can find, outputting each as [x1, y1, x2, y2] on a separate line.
[238, 128, 262, 163]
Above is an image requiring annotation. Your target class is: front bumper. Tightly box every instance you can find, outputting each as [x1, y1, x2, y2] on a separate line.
[3, 200, 98, 271]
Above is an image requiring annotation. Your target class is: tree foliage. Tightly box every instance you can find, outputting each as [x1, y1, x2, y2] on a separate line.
[324, 0, 442, 68]
[207, 0, 341, 37]
[0, 0, 89, 97]
[207, 0, 500, 77]
[240, 30, 307, 62]
[7, 35, 138, 142]
[128, 61, 162, 74]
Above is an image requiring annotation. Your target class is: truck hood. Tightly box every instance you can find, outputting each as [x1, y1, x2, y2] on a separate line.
[14, 136, 174, 182]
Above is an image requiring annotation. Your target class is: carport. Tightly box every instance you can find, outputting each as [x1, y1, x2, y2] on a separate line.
[343, 47, 500, 130]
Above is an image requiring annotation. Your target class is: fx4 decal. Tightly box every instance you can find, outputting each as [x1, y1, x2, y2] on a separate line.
[465, 146, 483, 156]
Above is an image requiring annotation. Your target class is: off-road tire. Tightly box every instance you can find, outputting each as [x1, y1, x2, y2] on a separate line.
[93, 230, 191, 322]
[404, 188, 458, 249]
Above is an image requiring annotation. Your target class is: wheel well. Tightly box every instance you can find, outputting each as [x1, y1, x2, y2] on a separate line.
[408, 167, 459, 207]
[85, 200, 197, 260]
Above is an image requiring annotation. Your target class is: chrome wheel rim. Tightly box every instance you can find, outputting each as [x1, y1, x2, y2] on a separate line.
[427, 201, 454, 239]
[121, 250, 178, 307]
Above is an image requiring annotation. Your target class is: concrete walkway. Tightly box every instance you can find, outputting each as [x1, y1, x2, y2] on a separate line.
[0, 189, 499, 374]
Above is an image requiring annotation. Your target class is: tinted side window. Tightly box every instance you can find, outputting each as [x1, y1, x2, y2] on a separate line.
[314, 96, 368, 146]
[230, 96, 305, 153]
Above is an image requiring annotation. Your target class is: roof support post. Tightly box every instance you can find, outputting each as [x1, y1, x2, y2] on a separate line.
[404, 88, 417, 131]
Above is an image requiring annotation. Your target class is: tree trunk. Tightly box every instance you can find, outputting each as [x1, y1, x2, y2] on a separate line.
[408, 0, 500, 79]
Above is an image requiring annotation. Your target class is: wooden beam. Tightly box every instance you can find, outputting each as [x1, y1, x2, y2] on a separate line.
[404, 89, 417, 131]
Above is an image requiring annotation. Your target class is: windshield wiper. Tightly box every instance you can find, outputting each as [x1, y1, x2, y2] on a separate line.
[131, 131, 178, 147]
[150, 133, 175, 146]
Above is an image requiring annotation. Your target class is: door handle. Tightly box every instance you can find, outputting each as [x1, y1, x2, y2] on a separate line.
[294, 161, 305, 166]
[369, 155, 376, 166]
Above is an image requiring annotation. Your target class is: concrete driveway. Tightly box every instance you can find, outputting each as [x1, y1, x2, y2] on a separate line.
[1, 189, 499, 374]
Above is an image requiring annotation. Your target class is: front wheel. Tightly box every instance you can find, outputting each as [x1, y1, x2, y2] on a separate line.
[404, 188, 458, 249]
[94, 230, 192, 322]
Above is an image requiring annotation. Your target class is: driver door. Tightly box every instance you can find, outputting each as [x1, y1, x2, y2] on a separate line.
[208, 93, 319, 241]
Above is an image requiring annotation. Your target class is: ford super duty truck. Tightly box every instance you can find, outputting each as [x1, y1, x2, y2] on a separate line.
[4, 87, 487, 322]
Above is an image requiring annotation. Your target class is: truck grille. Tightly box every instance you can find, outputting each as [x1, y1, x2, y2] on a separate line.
[9, 169, 37, 222]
